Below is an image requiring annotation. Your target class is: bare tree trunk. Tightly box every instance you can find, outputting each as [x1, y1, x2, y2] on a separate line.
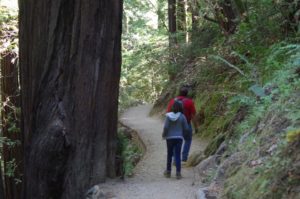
[177, 0, 187, 42]
[157, 0, 167, 30]
[19, 0, 123, 198]
[168, 0, 177, 81]
[217, 0, 237, 35]
[0, 53, 22, 199]
[280, 0, 300, 32]
[189, 0, 200, 42]
[0, 162, 5, 199]
[168, 0, 177, 45]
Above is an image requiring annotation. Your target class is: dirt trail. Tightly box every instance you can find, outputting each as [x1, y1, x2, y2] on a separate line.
[100, 104, 207, 199]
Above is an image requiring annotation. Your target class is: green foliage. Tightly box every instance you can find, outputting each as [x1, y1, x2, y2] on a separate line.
[224, 136, 298, 199]
[117, 130, 143, 177]
[222, 40, 300, 198]
[209, 55, 246, 77]
[0, 5, 20, 183]
[120, 0, 169, 110]
[153, 0, 300, 198]
[0, 5, 18, 56]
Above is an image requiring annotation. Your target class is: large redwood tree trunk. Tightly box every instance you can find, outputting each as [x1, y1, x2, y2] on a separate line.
[19, 1, 123, 198]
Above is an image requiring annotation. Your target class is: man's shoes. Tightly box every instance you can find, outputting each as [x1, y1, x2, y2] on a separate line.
[176, 172, 182, 179]
[164, 170, 171, 178]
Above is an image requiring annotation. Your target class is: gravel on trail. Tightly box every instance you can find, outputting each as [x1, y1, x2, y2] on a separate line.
[99, 105, 207, 199]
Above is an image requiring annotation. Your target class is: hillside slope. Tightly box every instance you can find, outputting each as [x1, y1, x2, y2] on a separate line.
[151, 23, 300, 199]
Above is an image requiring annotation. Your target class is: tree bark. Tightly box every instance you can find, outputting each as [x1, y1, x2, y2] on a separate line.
[189, 0, 200, 42]
[217, 0, 237, 35]
[168, 0, 177, 80]
[0, 53, 22, 199]
[168, 0, 177, 45]
[157, 0, 167, 30]
[281, 0, 300, 31]
[0, 162, 5, 199]
[19, 1, 123, 198]
[177, 0, 187, 42]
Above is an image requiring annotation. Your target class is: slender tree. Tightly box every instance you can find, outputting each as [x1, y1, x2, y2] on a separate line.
[0, 163, 4, 199]
[217, 0, 237, 34]
[177, 0, 187, 42]
[280, 0, 300, 31]
[189, 0, 200, 41]
[19, 0, 123, 198]
[168, 0, 177, 45]
[157, 0, 167, 30]
[1, 52, 22, 199]
[204, 0, 237, 35]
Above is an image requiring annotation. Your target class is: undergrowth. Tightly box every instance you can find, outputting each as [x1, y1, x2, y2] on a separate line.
[117, 128, 143, 177]
[153, 7, 300, 198]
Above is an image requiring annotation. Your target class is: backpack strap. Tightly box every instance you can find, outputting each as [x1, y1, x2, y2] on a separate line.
[174, 97, 186, 102]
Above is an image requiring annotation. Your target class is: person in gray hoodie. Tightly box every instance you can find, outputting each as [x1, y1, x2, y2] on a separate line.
[162, 100, 189, 179]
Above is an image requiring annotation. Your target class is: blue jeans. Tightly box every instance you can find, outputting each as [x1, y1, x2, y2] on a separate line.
[166, 139, 183, 173]
[182, 123, 192, 161]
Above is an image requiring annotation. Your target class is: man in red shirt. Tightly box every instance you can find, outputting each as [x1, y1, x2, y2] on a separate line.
[167, 86, 196, 162]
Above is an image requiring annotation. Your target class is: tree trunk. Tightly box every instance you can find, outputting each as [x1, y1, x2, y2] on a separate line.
[168, 0, 177, 80]
[281, 0, 300, 32]
[19, 1, 123, 198]
[168, 0, 177, 45]
[177, 0, 187, 42]
[0, 162, 5, 199]
[202, 0, 238, 35]
[157, 0, 166, 30]
[0, 53, 22, 199]
[189, 0, 200, 42]
[217, 0, 237, 35]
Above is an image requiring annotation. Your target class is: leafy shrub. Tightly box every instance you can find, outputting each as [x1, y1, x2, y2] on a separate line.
[117, 129, 143, 177]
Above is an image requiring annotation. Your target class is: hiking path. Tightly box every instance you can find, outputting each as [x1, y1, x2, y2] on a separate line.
[101, 104, 207, 199]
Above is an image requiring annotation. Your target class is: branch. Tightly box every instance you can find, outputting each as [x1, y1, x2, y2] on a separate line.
[203, 14, 219, 24]
[209, 55, 246, 77]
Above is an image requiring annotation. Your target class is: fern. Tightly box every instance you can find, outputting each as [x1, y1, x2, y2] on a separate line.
[209, 55, 246, 76]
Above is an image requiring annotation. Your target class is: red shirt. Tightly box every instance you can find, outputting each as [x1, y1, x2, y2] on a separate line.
[166, 96, 196, 123]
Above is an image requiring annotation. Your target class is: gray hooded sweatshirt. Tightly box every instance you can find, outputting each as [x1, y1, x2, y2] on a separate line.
[162, 112, 189, 139]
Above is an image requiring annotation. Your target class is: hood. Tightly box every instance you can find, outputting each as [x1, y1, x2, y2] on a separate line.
[166, 112, 181, 121]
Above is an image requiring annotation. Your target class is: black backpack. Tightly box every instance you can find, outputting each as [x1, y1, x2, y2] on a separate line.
[174, 97, 186, 113]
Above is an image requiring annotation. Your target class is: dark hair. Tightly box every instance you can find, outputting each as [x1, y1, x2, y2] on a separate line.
[179, 87, 188, 96]
[172, 100, 183, 113]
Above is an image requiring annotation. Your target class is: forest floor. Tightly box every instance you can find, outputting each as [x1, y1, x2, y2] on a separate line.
[99, 104, 208, 199]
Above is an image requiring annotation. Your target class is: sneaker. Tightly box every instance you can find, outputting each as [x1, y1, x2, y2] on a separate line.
[176, 172, 182, 179]
[164, 170, 171, 178]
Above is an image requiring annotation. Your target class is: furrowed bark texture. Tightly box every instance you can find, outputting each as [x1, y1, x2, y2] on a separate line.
[19, 1, 123, 198]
